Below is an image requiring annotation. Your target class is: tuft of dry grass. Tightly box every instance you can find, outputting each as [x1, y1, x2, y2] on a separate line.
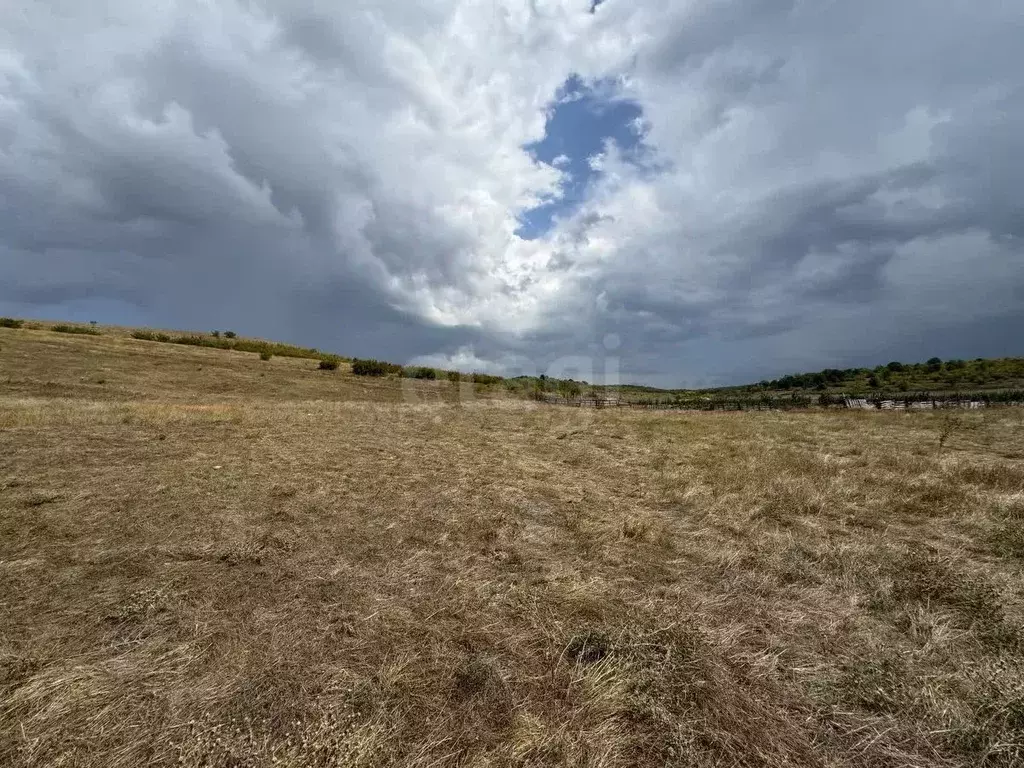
[2, 327, 1024, 766]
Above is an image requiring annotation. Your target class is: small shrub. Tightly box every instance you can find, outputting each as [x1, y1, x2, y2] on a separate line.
[0, 318, 23, 329]
[351, 358, 401, 376]
[51, 324, 100, 335]
[155, 333, 171, 343]
[404, 366, 437, 380]
[211, 330, 220, 338]
[939, 414, 962, 449]
[318, 358, 339, 371]
[131, 331, 156, 341]
[446, 370, 461, 383]
[471, 372, 503, 386]
[224, 331, 237, 339]
[259, 351, 273, 361]
[172, 335, 231, 350]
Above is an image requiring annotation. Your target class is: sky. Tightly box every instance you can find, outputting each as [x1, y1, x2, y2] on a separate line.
[1, 0, 1022, 388]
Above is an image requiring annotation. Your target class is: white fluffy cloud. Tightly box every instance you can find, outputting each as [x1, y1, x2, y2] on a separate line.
[1, 0, 1022, 384]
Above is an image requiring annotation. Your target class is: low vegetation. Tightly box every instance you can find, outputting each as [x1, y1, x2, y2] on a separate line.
[758, 356, 1024, 394]
[1, 325, 1023, 767]
[50, 324, 100, 336]
[129, 329, 327, 362]
[0, 318, 24, 329]
[130, 330, 172, 342]
[351, 358, 402, 377]
[403, 366, 438, 380]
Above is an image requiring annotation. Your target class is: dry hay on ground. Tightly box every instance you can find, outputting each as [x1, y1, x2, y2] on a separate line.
[2, 328, 1024, 766]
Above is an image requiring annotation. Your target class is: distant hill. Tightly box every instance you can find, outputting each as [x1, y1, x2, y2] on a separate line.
[747, 357, 1024, 396]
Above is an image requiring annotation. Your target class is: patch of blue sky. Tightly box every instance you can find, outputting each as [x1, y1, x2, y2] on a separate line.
[516, 74, 648, 239]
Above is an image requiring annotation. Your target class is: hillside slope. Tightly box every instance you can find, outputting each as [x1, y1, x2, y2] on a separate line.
[2, 322, 1024, 767]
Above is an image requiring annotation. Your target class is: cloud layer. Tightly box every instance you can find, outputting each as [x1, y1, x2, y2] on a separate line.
[2, 0, 1021, 385]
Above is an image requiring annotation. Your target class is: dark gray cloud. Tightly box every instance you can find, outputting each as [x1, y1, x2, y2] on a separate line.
[1, 0, 1022, 386]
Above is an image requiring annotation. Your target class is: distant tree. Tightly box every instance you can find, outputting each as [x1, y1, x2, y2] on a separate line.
[886, 361, 904, 372]
[557, 380, 582, 401]
[926, 357, 942, 372]
[212, 330, 220, 338]
[225, 331, 237, 339]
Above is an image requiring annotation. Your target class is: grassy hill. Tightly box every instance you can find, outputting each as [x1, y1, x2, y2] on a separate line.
[2, 321, 1024, 766]
[755, 357, 1024, 395]
[7, 317, 1021, 405]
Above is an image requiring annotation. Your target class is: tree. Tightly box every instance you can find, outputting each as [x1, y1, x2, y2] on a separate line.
[886, 361, 904, 372]
[926, 357, 942, 372]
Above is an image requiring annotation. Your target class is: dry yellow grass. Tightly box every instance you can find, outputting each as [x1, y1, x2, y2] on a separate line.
[2, 326, 1024, 767]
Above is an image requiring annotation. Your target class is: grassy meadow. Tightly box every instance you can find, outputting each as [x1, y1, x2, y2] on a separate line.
[2, 325, 1024, 767]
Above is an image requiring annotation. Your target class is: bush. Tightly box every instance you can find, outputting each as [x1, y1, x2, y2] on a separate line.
[446, 370, 461, 383]
[172, 334, 231, 349]
[471, 372, 503, 386]
[404, 366, 437, 380]
[351, 358, 401, 376]
[131, 331, 155, 341]
[318, 358, 339, 371]
[259, 351, 273, 361]
[211, 330, 220, 338]
[51, 324, 100, 335]
[224, 331, 237, 339]
[0, 318, 23, 329]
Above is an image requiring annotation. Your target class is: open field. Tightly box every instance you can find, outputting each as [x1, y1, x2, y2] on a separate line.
[2, 327, 1024, 767]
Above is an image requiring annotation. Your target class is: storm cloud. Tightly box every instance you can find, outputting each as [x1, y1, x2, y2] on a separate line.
[1, 0, 1021, 386]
